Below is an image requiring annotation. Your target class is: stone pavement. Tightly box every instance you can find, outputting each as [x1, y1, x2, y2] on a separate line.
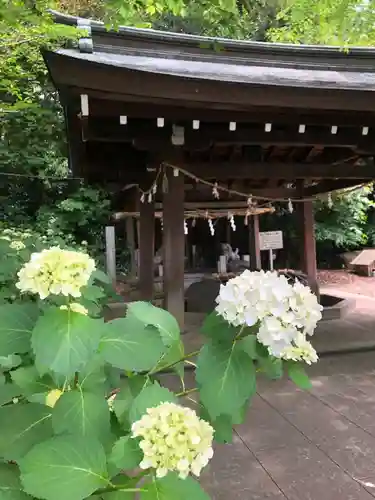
[179, 291, 375, 499]
[199, 351, 375, 499]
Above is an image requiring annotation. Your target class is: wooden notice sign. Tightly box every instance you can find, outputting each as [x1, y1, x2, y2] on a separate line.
[259, 231, 283, 251]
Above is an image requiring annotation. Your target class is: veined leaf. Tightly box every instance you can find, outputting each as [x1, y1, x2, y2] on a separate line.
[287, 362, 312, 389]
[196, 340, 256, 420]
[52, 389, 111, 443]
[99, 316, 166, 372]
[200, 311, 239, 342]
[0, 463, 32, 500]
[141, 473, 209, 500]
[129, 382, 177, 423]
[152, 339, 185, 377]
[0, 403, 53, 461]
[32, 307, 103, 377]
[113, 376, 151, 429]
[126, 302, 180, 346]
[109, 436, 142, 471]
[10, 365, 56, 397]
[0, 354, 22, 370]
[0, 383, 21, 406]
[0, 303, 38, 356]
[20, 435, 108, 500]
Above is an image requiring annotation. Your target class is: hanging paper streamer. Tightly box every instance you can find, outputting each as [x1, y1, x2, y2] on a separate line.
[244, 210, 250, 226]
[230, 215, 236, 231]
[288, 198, 294, 213]
[184, 220, 188, 235]
[208, 219, 215, 236]
[212, 182, 220, 199]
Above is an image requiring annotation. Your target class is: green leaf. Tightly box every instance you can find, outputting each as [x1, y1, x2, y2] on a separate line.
[0, 403, 52, 461]
[52, 390, 111, 443]
[141, 473, 209, 500]
[257, 355, 284, 380]
[98, 475, 138, 500]
[0, 383, 21, 406]
[237, 335, 258, 359]
[0, 355, 22, 370]
[200, 406, 233, 444]
[81, 285, 105, 301]
[32, 307, 103, 377]
[0, 304, 38, 356]
[92, 269, 112, 285]
[0, 463, 32, 500]
[196, 340, 256, 420]
[127, 302, 180, 346]
[200, 311, 239, 342]
[100, 316, 166, 372]
[20, 435, 108, 500]
[287, 362, 312, 389]
[153, 339, 184, 378]
[77, 356, 107, 394]
[10, 366, 56, 397]
[113, 376, 150, 428]
[129, 382, 177, 423]
[109, 436, 142, 471]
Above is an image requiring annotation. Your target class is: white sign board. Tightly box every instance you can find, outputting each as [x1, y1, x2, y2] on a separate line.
[259, 231, 283, 251]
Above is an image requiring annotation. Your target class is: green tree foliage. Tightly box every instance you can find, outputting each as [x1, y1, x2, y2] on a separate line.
[269, 0, 375, 45]
[314, 186, 374, 248]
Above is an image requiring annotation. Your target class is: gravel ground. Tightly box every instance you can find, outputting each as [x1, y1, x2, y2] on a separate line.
[318, 269, 375, 297]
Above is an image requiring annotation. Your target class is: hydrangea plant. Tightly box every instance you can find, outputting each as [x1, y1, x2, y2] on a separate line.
[0, 246, 322, 500]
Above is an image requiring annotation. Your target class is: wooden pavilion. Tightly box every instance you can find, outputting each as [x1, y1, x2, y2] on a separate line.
[44, 11, 375, 327]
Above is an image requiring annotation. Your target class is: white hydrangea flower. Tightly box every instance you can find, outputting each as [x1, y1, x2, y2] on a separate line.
[9, 240, 26, 251]
[16, 246, 96, 300]
[131, 402, 214, 479]
[280, 334, 318, 365]
[215, 270, 322, 362]
[60, 303, 88, 315]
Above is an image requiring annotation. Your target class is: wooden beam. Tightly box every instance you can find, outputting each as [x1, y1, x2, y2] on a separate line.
[86, 97, 375, 126]
[125, 217, 136, 277]
[298, 201, 318, 297]
[249, 215, 261, 270]
[179, 162, 375, 180]
[163, 168, 185, 329]
[304, 178, 369, 195]
[139, 200, 155, 301]
[84, 119, 375, 151]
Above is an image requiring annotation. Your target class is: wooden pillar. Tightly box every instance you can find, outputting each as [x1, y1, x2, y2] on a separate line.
[125, 217, 136, 277]
[298, 201, 318, 295]
[163, 169, 185, 329]
[105, 226, 117, 283]
[139, 200, 155, 301]
[249, 215, 261, 270]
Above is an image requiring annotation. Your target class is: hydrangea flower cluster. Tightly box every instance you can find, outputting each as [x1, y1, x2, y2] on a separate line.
[131, 402, 214, 479]
[9, 240, 26, 251]
[16, 247, 95, 299]
[215, 270, 323, 363]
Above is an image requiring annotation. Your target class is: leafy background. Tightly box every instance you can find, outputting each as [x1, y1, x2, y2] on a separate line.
[2, 0, 375, 273]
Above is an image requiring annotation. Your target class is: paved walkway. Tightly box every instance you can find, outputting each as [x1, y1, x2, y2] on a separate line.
[199, 351, 375, 499]
[178, 291, 375, 499]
